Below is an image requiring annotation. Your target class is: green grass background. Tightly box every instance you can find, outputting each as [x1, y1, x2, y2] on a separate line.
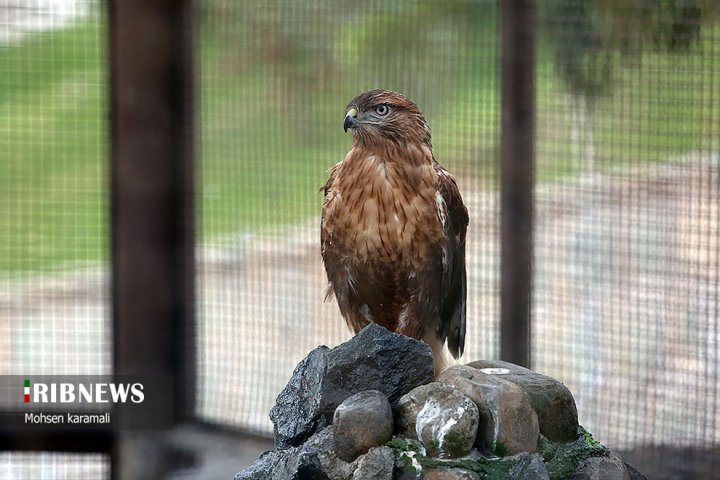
[0, 4, 718, 274]
[0, 21, 107, 274]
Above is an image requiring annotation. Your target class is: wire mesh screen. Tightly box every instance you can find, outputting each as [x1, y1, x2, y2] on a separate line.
[0, 452, 109, 480]
[0, 0, 110, 374]
[197, 0, 500, 433]
[199, 0, 719, 474]
[533, 0, 719, 459]
[0, 0, 109, 476]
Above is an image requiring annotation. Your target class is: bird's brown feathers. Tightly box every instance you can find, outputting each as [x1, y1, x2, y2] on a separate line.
[321, 90, 469, 372]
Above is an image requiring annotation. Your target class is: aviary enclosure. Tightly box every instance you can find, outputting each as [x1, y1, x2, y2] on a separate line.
[0, 1, 718, 478]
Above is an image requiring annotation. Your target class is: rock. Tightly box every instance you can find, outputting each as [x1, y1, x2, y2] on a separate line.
[295, 447, 332, 480]
[508, 452, 551, 480]
[352, 446, 395, 479]
[233, 445, 329, 480]
[395, 382, 447, 439]
[395, 468, 421, 480]
[467, 360, 579, 442]
[571, 453, 630, 480]
[333, 390, 394, 462]
[270, 324, 434, 448]
[414, 387, 479, 458]
[324, 324, 435, 407]
[387, 437, 553, 480]
[539, 427, 611, 479]
[270, 346, 331, 449]
[236, 426, 355, 480]
[234, 449, 289, 480]
[386, 437, 427, 478]
[422, 467, 481, 479]
[438, 365, 540, 455]
[304, 427, 354, 480]
[624, 462, 648, 480]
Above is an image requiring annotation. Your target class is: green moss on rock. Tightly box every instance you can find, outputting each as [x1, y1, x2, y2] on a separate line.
[539, 427, 610, 479]
[493, 441, 508, 457]
[444, 430, 471, 457]
[386, 425, 613, 480]
[386, 436, 517, 479]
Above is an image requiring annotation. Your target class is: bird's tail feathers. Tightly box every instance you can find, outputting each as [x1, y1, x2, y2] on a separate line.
[423, 332, 450, 378]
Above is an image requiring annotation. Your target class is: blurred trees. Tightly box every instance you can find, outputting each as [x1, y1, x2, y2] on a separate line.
[198, 0, 718, 172]
[544, 0, 720, 171]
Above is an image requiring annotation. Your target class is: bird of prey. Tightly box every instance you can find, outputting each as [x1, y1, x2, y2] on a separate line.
[321, 89, 469, 374]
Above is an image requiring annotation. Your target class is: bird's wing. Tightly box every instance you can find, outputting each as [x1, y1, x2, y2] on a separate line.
[320, 165, 340, 301]
[435, 163, 469, 359]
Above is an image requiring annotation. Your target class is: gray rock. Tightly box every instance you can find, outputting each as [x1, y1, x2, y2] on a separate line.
[233, 445, 329, 480]
[270, 346, 331, 449]
[508, 452, 551, 480]
[386, 437, 426, 478]
[395, 382, 454, 439]
[234, 449, 290, 480]
[571, 453, 630, 480]
[438, 365, 540, 455]
[304, 427, 354, 480]
[414, 387, 479, 458]
[352, 446, 395, 479]
[467, 360, 579, 442]
[333, 390, 394, 462]
[422, 467, 481, 479]
[624, 462, 648, 480]
[539, 426, 612, 479]
[236, 426, 356, 480]
[422, 467, 480, 480]
[295, 447, 332, 480]
[270, 324, 434, 449]
[386, 438, 550, 480]
[324, 324, 435, 408]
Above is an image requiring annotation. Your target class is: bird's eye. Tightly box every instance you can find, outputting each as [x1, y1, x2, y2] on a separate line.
[375, 104, 390, 116]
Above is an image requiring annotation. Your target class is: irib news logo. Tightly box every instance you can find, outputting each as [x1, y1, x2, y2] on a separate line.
[23, 379, 144, 404]
[2, 375, 169, 430]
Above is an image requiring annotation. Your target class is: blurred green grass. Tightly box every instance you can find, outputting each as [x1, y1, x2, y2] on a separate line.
[0, 21, 107, 274]
[0, 7, 718, 274]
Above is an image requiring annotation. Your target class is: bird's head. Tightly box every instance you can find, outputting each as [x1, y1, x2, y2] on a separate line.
[343, 89, 432, 148]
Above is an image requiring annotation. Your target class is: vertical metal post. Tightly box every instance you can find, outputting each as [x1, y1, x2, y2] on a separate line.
[500, 0, 536, 368]
[110, 0, 195, 477]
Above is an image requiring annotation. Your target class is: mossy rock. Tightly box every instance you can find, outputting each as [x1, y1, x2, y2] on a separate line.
[385, 436, 541, 480]
[539, 427, 611, 479]
[387, 426, 614, 480]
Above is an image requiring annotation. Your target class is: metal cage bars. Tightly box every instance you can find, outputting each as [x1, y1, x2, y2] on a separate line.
[0, 2, 536, 478]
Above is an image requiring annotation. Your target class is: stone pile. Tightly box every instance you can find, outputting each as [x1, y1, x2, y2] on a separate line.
[235, 324, 646, 480]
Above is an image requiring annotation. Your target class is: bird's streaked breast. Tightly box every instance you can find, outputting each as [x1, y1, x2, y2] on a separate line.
[324, 147, 443, 263]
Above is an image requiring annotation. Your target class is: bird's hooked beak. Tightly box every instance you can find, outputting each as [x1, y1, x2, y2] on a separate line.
[343, 107, 359, 133]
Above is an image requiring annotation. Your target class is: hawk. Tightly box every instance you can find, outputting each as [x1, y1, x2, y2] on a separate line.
[321, 89, 469, 374]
